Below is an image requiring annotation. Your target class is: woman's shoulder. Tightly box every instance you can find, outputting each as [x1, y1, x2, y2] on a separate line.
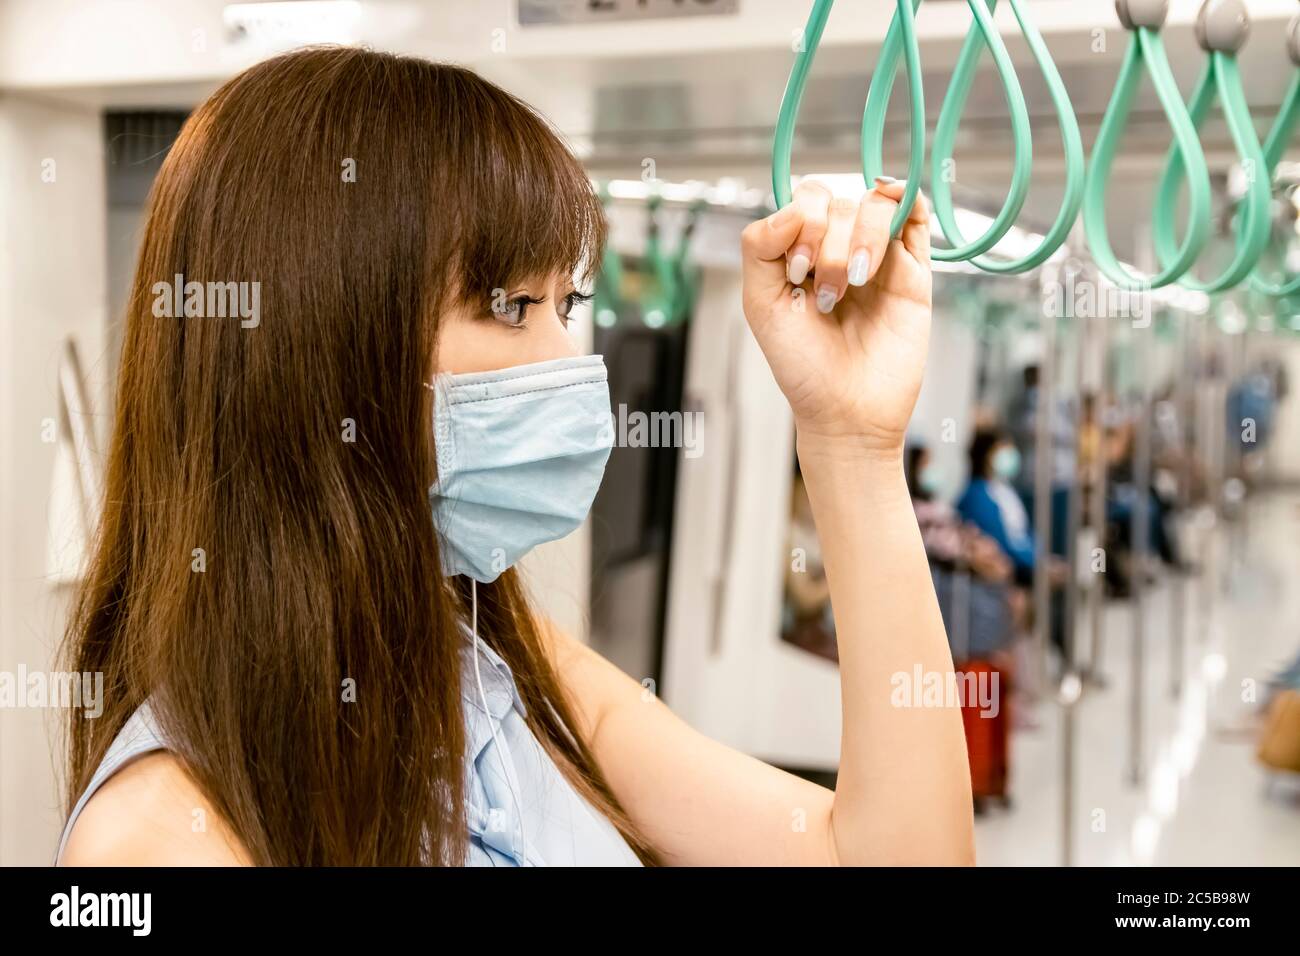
[61, 751, 252, 866]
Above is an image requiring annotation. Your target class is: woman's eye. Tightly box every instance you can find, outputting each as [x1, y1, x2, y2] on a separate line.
[558, 291, 593, 323]
[492, 295, 541, 328]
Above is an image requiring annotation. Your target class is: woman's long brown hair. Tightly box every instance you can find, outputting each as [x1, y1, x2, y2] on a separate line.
[62, 46, 656, 866]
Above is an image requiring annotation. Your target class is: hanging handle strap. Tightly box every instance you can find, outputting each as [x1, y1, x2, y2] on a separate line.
[914, 0, 1031, 264]
[594, 184, 624, 327]
[1084, 0, 1212, 291]
[643, 194, 679, 327]
[772, 0, 834, 209]
[860, 0, 926, 237]
[773, 0, 924, 238]
[1250, 14, 1300, 297]
[929, 0, 1085, 273]
[1152, 0, 1271, 293]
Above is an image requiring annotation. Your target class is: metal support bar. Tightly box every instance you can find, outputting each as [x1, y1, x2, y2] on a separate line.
[1033, 292, 1057, 692]
[1065, 314, 1085, 681]
[1128, 318, 1152, 787]
[1061, 278, 1088, 868]
[1087, 310, 1111, 684]
[1194, 315, 1216, 645]
[1170, 314, 1193, 698]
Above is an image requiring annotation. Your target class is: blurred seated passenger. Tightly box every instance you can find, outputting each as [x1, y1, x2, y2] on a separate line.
[958, 427, 1070, 672]
[957, 428, 1038, 587]
[907, 444, 1017, 665]
[1107, 408, 1183, 574]
[907, 444, 1011, 583]
[1227, 364, 1279, 485]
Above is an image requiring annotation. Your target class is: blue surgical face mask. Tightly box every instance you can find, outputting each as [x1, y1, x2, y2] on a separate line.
[429, 354, 613, 583]
[991, 445, 1022, 481]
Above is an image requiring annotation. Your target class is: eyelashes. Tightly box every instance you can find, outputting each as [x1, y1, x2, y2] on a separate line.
[492, 294, 545, 328]
[489, 290, 592, 329]
[557, 291, 593, 321]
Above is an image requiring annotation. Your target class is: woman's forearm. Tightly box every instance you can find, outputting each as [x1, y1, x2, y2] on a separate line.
[796, 434, 975, 866]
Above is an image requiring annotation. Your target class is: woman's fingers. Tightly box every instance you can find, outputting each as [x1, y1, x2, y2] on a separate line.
[816, 184, 909, 312]
[740, 178, 930, 315]
[848, 187, 901, 289]
[785, 181, 832, 286]
[811, 197, 859, 313]
[867, 179, 932, 268]
[872, 177, 910, 205]
[739, 202, 806, 305]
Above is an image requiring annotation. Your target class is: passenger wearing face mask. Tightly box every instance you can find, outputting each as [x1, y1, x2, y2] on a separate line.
[907, 444, 1009, 583]
[957, 428, 1068, 662]
[957, 429, 1036, 585]
[57, 48, 973, 868]
[906, 444, 1016, 665]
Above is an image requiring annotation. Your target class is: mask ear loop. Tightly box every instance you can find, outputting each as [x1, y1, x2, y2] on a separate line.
[469, 578, 528, 864]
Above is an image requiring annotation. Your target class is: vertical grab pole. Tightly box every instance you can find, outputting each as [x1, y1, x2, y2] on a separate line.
[1062, 671, 1077, 866]
[1195, 313, 1215, 646]
[1170, 312, 1192, 698]
[1128, 306, 1152, 787]
[1213, 321, 1228, 591]
[1065, 292, 1085, 680]
[1087, 300, 1111, 684]
[1230, 325, 1248, 578]
[1240, 325, 1252, 563]
[1061, 257, 1088, 868]
[1216, 322, 1231, 595]
[1033, 274, 1058, 693]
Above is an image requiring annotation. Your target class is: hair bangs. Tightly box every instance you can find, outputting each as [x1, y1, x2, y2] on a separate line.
[447, 74, 606, 305]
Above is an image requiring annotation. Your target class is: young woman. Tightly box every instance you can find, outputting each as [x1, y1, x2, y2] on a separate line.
[58, 47, 973, 867]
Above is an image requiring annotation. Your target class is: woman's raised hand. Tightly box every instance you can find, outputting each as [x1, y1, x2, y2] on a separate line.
[740, 179, 932, 460]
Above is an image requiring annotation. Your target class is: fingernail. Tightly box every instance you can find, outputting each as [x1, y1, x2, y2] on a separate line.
[848, 249, 871, 286]
[874, 175, 898, 186]
[816, 285, 838, 314]
[787, 247, 812, 285]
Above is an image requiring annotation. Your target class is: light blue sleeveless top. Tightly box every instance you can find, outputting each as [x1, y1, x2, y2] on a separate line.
[56, 634, 642, 867]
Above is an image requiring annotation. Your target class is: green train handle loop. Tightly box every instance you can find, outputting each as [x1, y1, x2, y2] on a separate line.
[892, 0, 1034, 264]
[1249, 14, 1300, 297]
[859, 0, 925, 237]
[672, 199, 708, 320]
[863, 0, 1033, 259]
[643, 194, 682, 326]
[1084, 0, 1212, 291]
[772, 0, 833, 211]
[594, 184, 625, 327]
[773, 0, 924, 238]
[929, 0, 1085, 273]
[1152, 0, 1271, 293]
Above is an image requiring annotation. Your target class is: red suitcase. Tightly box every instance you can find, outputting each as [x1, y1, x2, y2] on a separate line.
[957, 660, 1010, 810]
